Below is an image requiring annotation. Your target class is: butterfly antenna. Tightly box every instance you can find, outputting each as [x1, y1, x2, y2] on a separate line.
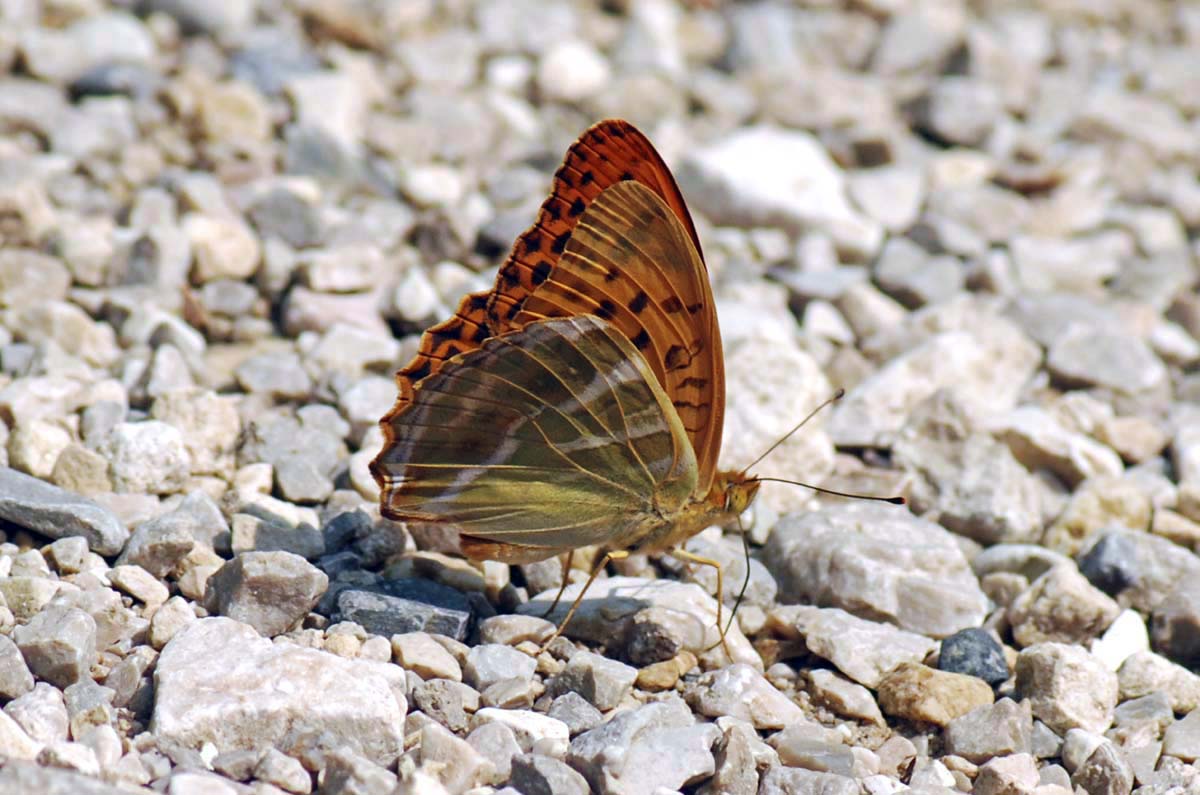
[744, 388, 846, 472]
[723, 512, 753, 640]
[751, 476, 906, 504]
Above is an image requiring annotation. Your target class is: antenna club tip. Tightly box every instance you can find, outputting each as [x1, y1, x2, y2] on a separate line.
[887, 496, 907, 505]
[833, 387, 846, 400]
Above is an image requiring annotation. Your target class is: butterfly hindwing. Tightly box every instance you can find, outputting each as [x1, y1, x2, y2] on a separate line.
[372, 315, 698, 555]
[514, 181, 726, 494]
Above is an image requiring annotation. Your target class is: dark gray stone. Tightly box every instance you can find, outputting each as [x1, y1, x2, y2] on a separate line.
[939, 628, 1010, 685]
[335, 579, 473, 640]
[1152, 578, 1200, 665]
[510, 753, 589, 795]
[546, 651, 637, 711]
[1078, 533, 1141, 597]
[0, 467, 128, 555]
[547, 692, 603, 737]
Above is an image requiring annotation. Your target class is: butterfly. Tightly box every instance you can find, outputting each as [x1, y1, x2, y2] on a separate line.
[370, 120, 760, 652]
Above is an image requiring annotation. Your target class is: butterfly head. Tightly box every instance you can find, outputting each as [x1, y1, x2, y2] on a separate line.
[713, 470, 760, 516]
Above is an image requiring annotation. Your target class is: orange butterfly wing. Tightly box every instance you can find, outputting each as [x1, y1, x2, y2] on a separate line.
[384, 120, 702, 415]
[513, 180, 725, 494]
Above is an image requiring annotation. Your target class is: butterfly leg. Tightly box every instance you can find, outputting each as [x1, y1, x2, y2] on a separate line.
[668, 548, 731, 660]
[541, 549, 576, 619]
[541, 549, 629, 652]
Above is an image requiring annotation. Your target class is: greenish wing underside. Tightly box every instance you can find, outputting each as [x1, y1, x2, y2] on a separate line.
[374, 315, 698, 551]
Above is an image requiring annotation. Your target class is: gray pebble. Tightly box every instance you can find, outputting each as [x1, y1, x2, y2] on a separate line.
[335, 581, 473, 641]
[0, 634, 35, 700]
[546, 651, 635, 712]
[510, 753, 589, 795]
[547, 692, 603, 738]
[944, 698, 1033, 763]
[0, 468, 128, 556]
[204, 551, 328, 637]
[12, 605, 97, 688]
[464, 644, 537, 691]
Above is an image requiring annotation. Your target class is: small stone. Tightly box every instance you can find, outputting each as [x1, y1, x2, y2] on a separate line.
[877, 662, 994, 727]
[0, 467, 128, 555]
[62, 678, 114, 739]
[477, 614, 556, 646]
[411, 678, 478, 733]
[416, 720, 494, 791]
[391, 632, 462, 681]
[184, 213, 261, 283]
[688, 663, 804, 729]
[1119, 650, 1200, 713]
[786, 605, 937, 688]
[254, 747, 311, 794]
[320, 747, 398, 795]
[8, 419, 71, 479]
[230, 513, 325, 560]
[98, 420, 190, 495]
[1151, 578, 1200, 665]
[1163, 708, 1200, 761]
[567, 698, 719, 793]
[1090, 609, 1149, 671]
[335, 581, 473, 641]
[1072, 741, 1134, 795]
[204, 551, 328, 637]
[974, 753, 1039, 795]
[547, 692, 603, 737]
[476, 708, 570, 759]
[0, 633, 35, 700]
[1078, 534, 1141, 597]
[510, 753, 590, 795]
[678, 125, 882, 260]
[37, 741, 100, 777]
[234, 351, 313, 399]
[464, 644, 537, 692]
[938, 628, 1010, 684]
[49, 443, 112, 495]
[1048, 327, 1169, 397]
[466, 721, 521, 785]
[108, 564, 169, 606]
[1016, 643, 1118, 734]
[1008, 565, 1122, 647]
[915, 76, 1002, 147]
[944, 698, 1034, 763]
[759, 766, 859, 795]
[536, 40, 611, 102]
[546, 651, 637, 712]
[12, 605, 96, 688]
[149, 595, 197, 650]
[4, 681, 68, 746]
[995, 407, 1124, 490]
[806, 669, 885, 726]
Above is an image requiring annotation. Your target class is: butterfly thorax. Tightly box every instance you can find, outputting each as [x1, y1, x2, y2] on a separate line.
[620, 468, 760, 555]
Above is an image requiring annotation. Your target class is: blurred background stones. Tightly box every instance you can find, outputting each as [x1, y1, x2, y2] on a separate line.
[0, 0, 1197, 793]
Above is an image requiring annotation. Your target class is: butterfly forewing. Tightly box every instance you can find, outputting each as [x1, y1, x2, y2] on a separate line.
[373, 315, 698, 553]
[488, 120, 704, 328]
[515, 180, 726, 494]
[386, 120, 702, 416]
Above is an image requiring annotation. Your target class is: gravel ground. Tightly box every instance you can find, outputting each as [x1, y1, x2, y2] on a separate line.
[0, 1, 1199, 794]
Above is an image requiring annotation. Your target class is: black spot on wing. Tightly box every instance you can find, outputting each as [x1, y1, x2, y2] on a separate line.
[632, 329, 651, 350]
[628, 290, 649, 314]
[552, 232, 571, 255]
[532, 261, 551, 285]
